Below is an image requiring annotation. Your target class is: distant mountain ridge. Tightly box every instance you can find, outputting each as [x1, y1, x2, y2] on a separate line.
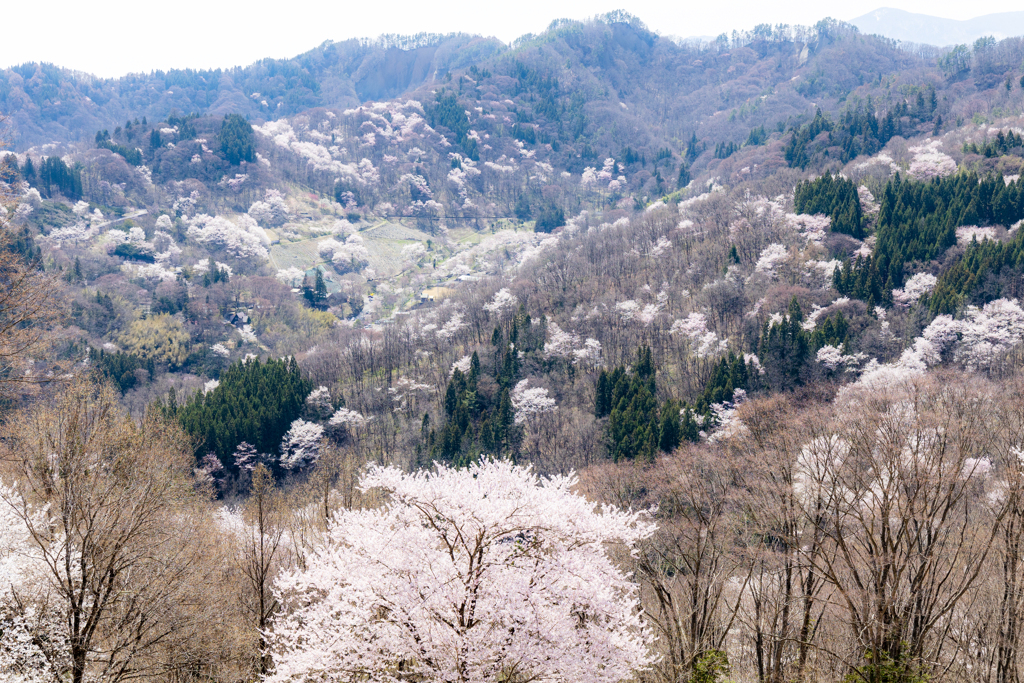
[2, 9, 1021, 157]
[850, 7, 1024, 46]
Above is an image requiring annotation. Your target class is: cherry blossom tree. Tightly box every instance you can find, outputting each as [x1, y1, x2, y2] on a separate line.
[187, 214, 269, 261]
[815, 345, 867, 372]
[275, 267, 305, 287]
[279, 419, 324, 470]
[326, 407, 369, 442]
[754, 243, 789, 275]
[670, 312, 727, 358]
[266, 459, 656, 683]
[892, 272, 937, 307]
[248, 189, 290, 227]
[956, 225, 997, 245]
[511, 378, 557, 424]
[573, 338, 603, 367]
[304, 386, 334, 421]
[321, 234, 370, 271]
[954, 298, 1024, 370]
[0, 483, 61, 683]
[483, 287, 519, 317]
[908, 140, 957, 180]
[451, 355, 473, 374]
[543, 321, 580, 359]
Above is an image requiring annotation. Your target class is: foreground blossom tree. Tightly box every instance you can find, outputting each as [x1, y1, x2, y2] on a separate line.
[267, 459, 656, 683]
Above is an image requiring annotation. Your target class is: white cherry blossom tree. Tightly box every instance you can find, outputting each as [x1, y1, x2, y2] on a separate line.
[267, 460, 656, 683]
[279, 419, 324, 470]
[511, 378, 557, 424]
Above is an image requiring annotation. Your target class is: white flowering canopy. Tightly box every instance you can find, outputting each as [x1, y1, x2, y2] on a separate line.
[892, 272, 938, 307]
[267, 459, 655, 683]
[543, 322, 580, 359]
[279, 419, 324, 470]
[908, 140, 957, 180]
[482, 287, 519, 317]
[670, 312, 728, 358]
[328, 407, 368, 428]
[0, 483, 60, 683]
[187, 214, 269, 261]
[511, 379, 557, 424]
[304, 386, 333, 421]
[755, 243, 789, 274]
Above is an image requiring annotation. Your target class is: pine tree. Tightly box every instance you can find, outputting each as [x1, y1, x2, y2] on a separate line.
[658, 399, 682, 453]
[168, 357, 311, 475]
[219, 113, 256, 165]
[595, 370, 612, 418]
[21, 156, 35, 185]
[677, 163, 691, 189]
[314, 269, 327, 305]
[606, 347, 660, 462]
[793, 172, 863, 238]
[757, 297, 810, 390]
[680, 406, 700, 443]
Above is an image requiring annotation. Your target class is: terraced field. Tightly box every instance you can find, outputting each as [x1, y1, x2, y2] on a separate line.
[362, 221, 434, 242]
[269, 219, 436, 281]
[269, 239, 320, 272]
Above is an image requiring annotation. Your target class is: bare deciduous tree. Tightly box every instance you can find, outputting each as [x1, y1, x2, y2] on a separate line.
[0, 379, 210, 683]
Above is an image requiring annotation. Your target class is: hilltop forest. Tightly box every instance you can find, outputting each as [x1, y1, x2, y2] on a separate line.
[4, 11, 1024, 683]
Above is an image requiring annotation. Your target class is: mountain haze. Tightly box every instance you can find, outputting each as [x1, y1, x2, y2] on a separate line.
[850, 7, 1024, 46]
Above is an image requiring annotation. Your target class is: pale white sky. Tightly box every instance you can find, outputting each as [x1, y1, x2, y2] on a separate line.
[0, 0, 1019, 78]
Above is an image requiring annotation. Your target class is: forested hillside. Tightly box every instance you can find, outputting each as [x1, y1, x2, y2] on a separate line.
[4, 10, 1024, 683]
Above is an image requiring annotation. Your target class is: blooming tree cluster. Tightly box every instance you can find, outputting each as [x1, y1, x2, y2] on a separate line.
[785, 213, 830, 243]
[858, 185, 879, 214]
[187, 214, 269, 261]
[706, 390, 749, 442]
[275, 267, 305, 287]
[892, 272, 938, 306]
[544, 321, 580, 359]
[956, 225, 997, 245]
[483, 287, 519, 317]
[908, 139, 957, 180]
[328, 407, 368, 429]
[754, 243, 790, 274]
[845, 298, 1024, 393]
[0, 484, 59, 683]
[451, 355, 473, 375]
[247, 189, 290, 226]
[45, 221, 96, 247]
[318, 233, 371, 270]
[670, 312, 728, 358]
[253, 119, 382, 191]
[304, 386, 334, 420]
[279, 418, 324, 470]
[266, 460, 656, 683]
[816, 345, 867, 372]
[511, 378, 557, 424]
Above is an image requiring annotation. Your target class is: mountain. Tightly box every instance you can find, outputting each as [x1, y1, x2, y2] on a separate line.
[0, 33, 506, 149]
[850, 7, 1024, 46]
[1, 16, 922, 151]
[5, 15, 1024, 681]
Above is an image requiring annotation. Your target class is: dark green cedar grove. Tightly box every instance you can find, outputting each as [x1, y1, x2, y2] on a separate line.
[160, 357, 311, 472]
[219, 113, 256, 165]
